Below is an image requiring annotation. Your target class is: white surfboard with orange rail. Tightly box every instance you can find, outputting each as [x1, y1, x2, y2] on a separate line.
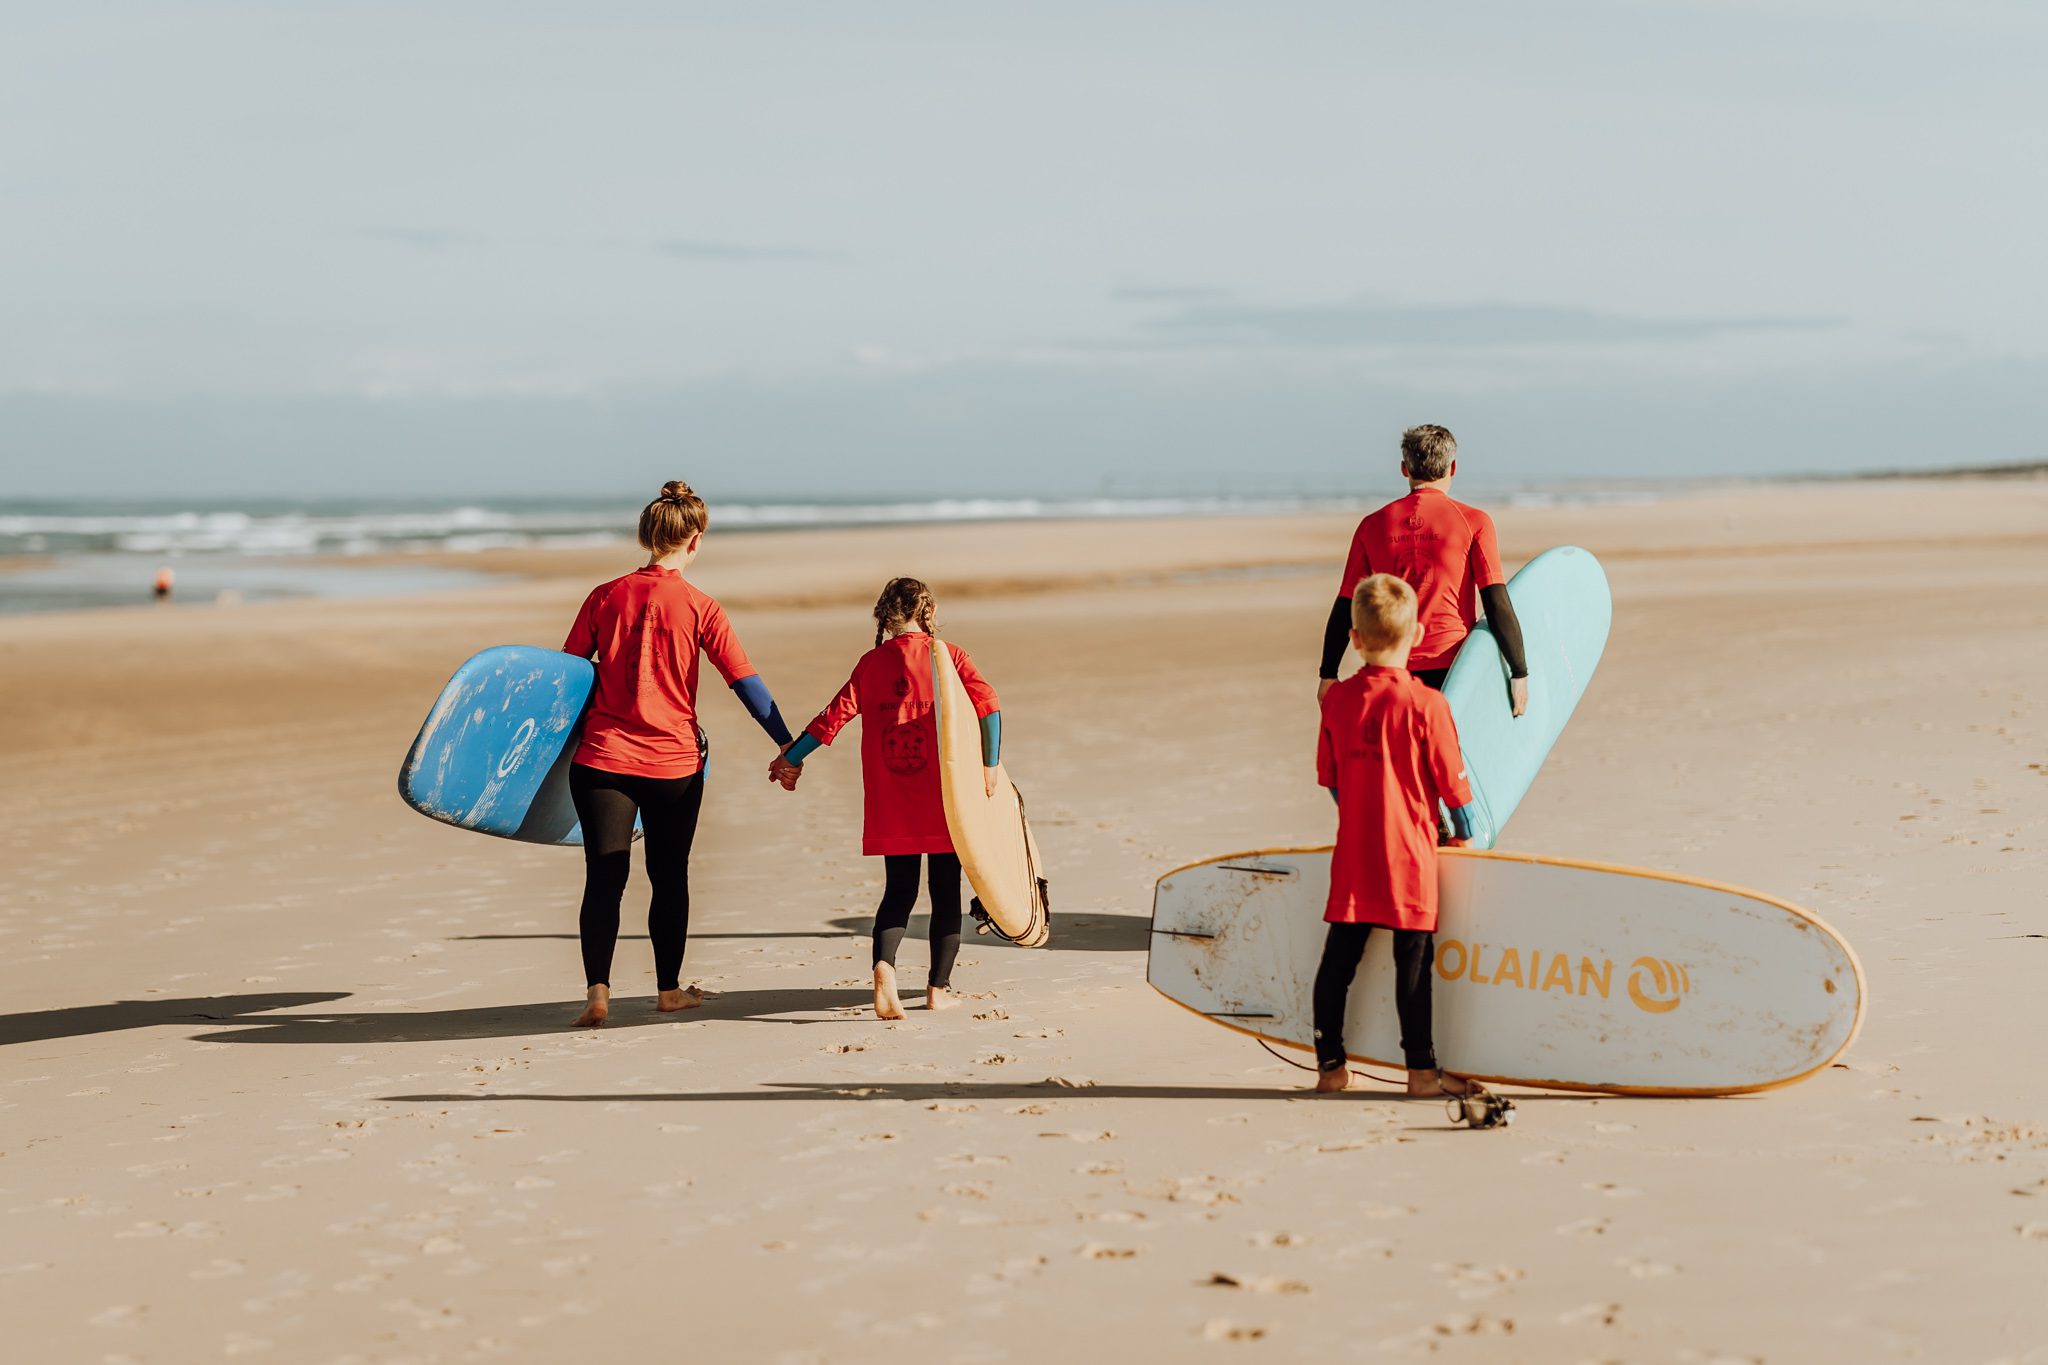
[1149, 847, 1864, 1095]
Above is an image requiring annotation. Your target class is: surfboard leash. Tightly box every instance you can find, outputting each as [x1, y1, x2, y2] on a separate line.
[1252, 1037, 1407, 1088]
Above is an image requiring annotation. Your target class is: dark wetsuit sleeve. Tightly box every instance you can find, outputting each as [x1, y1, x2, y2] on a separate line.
[979, 711, 1001, 767]
[730, 675, 794, 746]
[1318, 597, 1351, 680]
[1479, 584, 1529, 679]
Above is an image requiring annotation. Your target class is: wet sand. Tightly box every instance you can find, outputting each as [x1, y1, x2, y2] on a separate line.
[3, 479, 2045, 1361]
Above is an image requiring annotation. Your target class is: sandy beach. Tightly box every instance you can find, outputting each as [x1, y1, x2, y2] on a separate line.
[4, 477, 2046, 1362]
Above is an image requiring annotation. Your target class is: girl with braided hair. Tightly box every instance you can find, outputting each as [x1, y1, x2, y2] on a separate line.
[774, 578, 1003, 1019]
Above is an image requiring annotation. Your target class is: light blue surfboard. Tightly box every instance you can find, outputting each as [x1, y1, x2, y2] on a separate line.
[398, 645, 626, 846]
[1441, 546, 1611, 848]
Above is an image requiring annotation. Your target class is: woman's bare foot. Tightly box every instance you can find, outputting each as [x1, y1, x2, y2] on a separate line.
[1407, 1068, 1485, 1099]
[873, 963, 906, 1020]
[1313, 1066, 1354, 1093]
[656, 986, 704, 1013]
[925, 986, 962, 1012]
[573, 984, 610, 1028]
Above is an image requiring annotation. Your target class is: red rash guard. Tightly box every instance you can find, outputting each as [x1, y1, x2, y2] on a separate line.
[562, 566, 757, 778]
[1338, 489, 1507, 673]
[803, 633, 999, 856]
[1317, 665, 1473, 931]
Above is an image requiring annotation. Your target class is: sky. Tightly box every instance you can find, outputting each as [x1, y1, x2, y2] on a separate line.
[2, 1, 2043, 500]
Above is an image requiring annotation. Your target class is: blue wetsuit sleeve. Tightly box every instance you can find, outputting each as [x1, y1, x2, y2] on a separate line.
[731, 675, 794, 747]
[1445, 801, 1477, 841]
[979, 711, 1001, 767]
[784, 732, 822, 765]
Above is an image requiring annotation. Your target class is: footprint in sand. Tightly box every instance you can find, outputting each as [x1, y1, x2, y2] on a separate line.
[1081, 1244, 1140, 1260]
[2019, 1223, 2048, 1240]
[1558, 1302, 1622, 1327]
[1556, 1216, 1611, 1236]
[1618, 1257, 1678, 1278]
[1200, 1320, 1269, 1342]
[1204, 1272, 1310, 1295]
[1251, 1231, 1309, 1248]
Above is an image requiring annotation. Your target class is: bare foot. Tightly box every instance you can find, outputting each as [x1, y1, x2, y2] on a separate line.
[1407, 1068, 1485, 1099]
[573, 984, 610, 1028]
[873, 963, 905, 1021]
[1313, 1066, 1354, 1093]
[656, 986, 704, 1013]
[925, 986, 963, 1012]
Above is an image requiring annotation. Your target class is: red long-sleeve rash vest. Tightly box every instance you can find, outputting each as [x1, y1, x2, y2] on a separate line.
[1317, 665, 1473, 931]
[803, 633, 999, 856]
[1338, 488, 1507, 674]
[562, 566, 756, 778]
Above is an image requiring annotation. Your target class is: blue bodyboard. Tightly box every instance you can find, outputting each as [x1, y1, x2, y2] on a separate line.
[398, 645, 624, 846]
[1441, 546, 1611, 848]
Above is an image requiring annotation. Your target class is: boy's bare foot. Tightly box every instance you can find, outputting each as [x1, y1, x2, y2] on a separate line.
[573, 984, 610, 1028]
[1407, 1068, 1485, 1099]
[656, 986, 704, 1013]
[925, 986, 962, 1012]
[1313, 1066, 1354, 1093]
[873, 963, 906, 1020]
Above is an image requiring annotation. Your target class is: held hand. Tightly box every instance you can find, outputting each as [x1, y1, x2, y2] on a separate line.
[1442, 836, 1471, 848]
[768, 744, 802, 792]
[1317, 679, 1334, 704]
[984, 766, 1000, 798]
[1508, 676, 1529, 719]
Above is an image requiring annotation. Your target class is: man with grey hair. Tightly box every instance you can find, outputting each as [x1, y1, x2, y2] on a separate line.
[1316, 424, 1529, 715]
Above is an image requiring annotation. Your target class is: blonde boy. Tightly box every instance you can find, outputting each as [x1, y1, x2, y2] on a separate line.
[1313, 574, 1487, 1097]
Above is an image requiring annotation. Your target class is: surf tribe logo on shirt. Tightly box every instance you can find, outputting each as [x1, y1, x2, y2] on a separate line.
[1434, 940, 1694, 1014]
[882, 719, 930, 775]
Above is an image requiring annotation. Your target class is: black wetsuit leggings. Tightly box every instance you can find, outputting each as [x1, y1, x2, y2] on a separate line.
[873, 853, 963, 990]
[1312, 923, 1439, 1073]
[568, 763, 705, 992]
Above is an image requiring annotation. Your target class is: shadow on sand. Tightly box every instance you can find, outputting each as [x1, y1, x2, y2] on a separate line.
[825, 911, 1150, 952]
[449, 932, 858, 942]
[185, 988, 874, 1045]
[378, 1080, 1611, 1106]
[0, 992, 353, 1047]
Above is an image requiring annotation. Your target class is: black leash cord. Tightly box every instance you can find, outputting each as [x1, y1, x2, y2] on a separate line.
[1254, 1037, 1406, 1088]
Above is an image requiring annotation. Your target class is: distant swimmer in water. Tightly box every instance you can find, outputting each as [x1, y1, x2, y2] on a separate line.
[772, 578, 1002, 1020]
[558, 480, 796, 1027]
[153, 566, 174, 601]
[1318, 424, 1529, 714]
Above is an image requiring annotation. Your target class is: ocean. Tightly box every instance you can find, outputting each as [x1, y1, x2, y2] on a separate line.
[0, 493, 1395, 615]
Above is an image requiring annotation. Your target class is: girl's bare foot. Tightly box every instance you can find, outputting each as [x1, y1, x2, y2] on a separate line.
[873, 963, 905, 1020]
[1407, 1068, 1484, 1099]
[1313, 1066, 1354, 1093]
[656, 986, 704, 1013]
[573, 984, 610, 1028]
[925, 986, 962, 1012]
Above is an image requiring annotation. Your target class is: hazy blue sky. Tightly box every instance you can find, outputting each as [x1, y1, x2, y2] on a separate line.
[3, 2, 2042, 498]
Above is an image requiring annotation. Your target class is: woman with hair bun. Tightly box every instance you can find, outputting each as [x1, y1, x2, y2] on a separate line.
[772, 577, 1002, 1020]
[559, 479, 796, 1027]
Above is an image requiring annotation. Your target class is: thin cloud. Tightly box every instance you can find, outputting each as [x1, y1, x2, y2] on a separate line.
[1130, 299, 1841, 349]
[1110, 285, 1233, 303]
[652, 238, 843, 263]
[351, 227, 489, 251]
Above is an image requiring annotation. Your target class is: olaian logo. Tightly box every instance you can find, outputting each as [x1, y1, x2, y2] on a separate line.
[496, 718, 539, 779]
[1626, 957, 1691, 1014]
[1433, 941, 1692, 1015]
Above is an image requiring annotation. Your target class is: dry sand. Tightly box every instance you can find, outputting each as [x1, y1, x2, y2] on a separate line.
[3, 478, 2046, 1362]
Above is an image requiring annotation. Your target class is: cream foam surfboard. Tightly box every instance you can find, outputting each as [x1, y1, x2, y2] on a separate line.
[933, 638, 1050, 947]
[1150, 847, 1864, 1095]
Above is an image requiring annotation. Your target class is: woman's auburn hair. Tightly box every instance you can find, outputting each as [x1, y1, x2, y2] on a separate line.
[640, 480, 708, 557]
